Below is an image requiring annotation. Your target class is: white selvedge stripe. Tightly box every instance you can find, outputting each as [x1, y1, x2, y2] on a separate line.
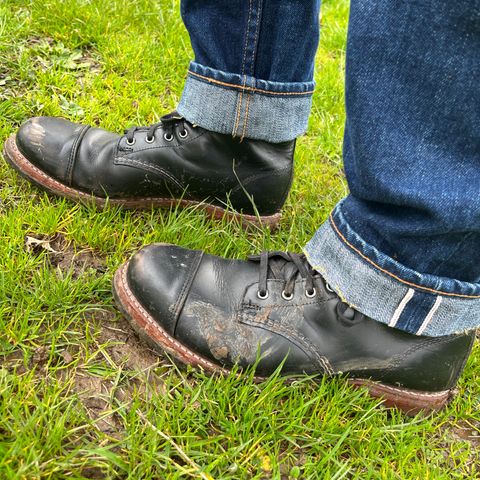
[417, 296, 443, 336]
[389, 288, 415, 327]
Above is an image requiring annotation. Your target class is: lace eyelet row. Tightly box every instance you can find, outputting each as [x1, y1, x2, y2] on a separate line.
[125, 130, 188, 146]
[256, 288, 317, 301]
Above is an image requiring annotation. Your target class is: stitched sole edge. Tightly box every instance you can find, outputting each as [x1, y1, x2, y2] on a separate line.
[2, 134, 281, 229]
[112, 261, 454, 416]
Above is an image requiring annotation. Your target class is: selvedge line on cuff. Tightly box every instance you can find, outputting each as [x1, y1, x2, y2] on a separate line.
[188, 71, 315, 96]
[329, 213, 480, 299]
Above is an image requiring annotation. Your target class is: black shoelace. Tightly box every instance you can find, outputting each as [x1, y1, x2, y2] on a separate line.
[124, 111, 189, 145]
[248, 251, 319, 300]
[249, 251, 360, 320]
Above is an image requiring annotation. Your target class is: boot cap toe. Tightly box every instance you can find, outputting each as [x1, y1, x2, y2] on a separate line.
[16, 116, 86, 182]
[126, 244, 204, 335]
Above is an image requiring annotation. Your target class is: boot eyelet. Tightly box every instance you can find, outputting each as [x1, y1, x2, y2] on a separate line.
[281, 291, 294, 301]
[325, 283, 334, 293]
[305, 288, 316, 298]
[257, 290, 269, 300]
[164, 133, 174, 142]
[179, 129, 188, 139]
[145, 135, 155, 143]
[126, 138, 136, 146]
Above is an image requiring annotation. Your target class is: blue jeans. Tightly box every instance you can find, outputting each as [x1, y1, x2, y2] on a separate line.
[178, 0, 320, 142]
[178, 1, 480, 337]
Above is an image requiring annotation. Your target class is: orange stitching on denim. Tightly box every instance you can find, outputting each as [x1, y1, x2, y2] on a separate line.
[233, 89, 244, 137]
[241, 92, 252, 141]
[242, 0, 253, 76]
[241, 0, 262, 139]
[329, 213, 480, 299]
[250, 0, 262, 75]
[188, 70, 314, 96]
[234, 0, 253, 137]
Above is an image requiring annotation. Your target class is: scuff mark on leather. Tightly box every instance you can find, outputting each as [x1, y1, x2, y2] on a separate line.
[183, 300, 265, 364]
[242, 304, 334, 374]
[27, 118, 46, 149]
[254, 306, 273, 323]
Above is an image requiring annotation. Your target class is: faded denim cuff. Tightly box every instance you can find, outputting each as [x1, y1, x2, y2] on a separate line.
[304, 200, 480, 337]
[177, 61, 315, 143]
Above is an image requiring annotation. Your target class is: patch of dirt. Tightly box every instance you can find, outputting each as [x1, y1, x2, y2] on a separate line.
[26, 36, 54, 48]
[25, 232, 106, 278]
[1, 349, 26, 374]
[18, 233, 170, 437]
[74, 372, 123, 436]
[91, 309, 164, 375]
[451, 419, 480, 447]
[3, 307, 167, 440]
[79, 467, 106, 480]
[71, 310, 167, 436]
[440, 417, 480, 476]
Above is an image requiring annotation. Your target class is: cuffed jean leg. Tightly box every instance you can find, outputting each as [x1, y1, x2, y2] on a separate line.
[177, 0, 321, 142]
[305, 1, 480, 337]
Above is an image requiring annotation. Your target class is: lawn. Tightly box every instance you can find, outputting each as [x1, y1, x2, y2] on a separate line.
[0, 0, 479, 478]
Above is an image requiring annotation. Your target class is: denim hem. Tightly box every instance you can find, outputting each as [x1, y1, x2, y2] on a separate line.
[177, 62, 314, 142]
[304, 205, 480, 337]
[332, 201, 480, 297]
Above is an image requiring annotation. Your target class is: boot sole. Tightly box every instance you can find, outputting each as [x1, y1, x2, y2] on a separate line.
[112, 261, 454, 416]
[2, 135, 281, 229]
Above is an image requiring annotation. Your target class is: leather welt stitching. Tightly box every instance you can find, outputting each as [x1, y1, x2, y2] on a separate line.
[188, 70, 314, 96]
[329, 214, 480, 299]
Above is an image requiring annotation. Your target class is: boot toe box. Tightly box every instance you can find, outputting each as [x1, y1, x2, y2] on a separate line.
[16, 116, 87, 182]
[126, 244, 204, 336]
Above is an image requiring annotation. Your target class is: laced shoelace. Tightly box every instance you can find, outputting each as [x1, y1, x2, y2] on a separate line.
[249, 251, 360, 321]
[124, 111, 190, 145]
[248, 251, 323, 300]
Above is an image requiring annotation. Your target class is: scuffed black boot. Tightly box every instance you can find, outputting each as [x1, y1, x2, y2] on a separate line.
[112, 244, 476, 415]
[3, 112, 295, 227]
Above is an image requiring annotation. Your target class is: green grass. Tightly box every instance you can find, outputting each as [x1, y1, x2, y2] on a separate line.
[0, 0, 479, 478]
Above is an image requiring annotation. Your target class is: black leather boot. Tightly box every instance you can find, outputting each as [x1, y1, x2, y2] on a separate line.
[3, 113, 295, 227]
[113, 244, 476, 415]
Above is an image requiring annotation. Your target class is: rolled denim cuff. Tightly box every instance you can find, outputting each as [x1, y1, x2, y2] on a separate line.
[177, 61, 315, 143]
[304, 200, 480, 337]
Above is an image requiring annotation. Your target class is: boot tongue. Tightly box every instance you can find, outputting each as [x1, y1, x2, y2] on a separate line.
[160, 111, 183, 123]
[278, 260, 298, 280]
[267, 255, 299, 281]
